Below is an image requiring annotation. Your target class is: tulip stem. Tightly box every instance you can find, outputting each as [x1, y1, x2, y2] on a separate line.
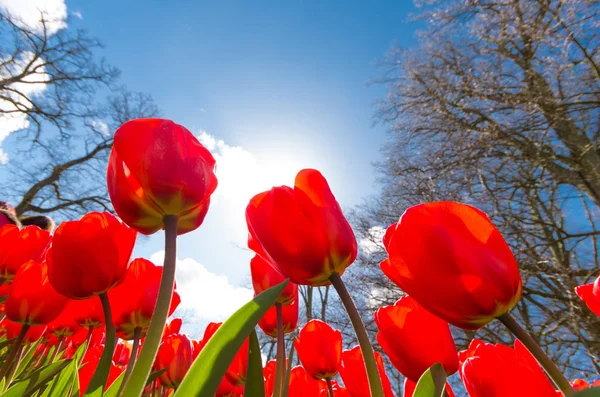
[273, 303, 286, 397]
[498, 313, 575, 396]
[117, 327, 142, 397]
[84, 293, 116, 397]
[326, 378, 335, 397]
[0, 324, 28, 380]
[329, 273, 384, 397]
[120, 215, 178, 397]
[282, 338, 295, 397]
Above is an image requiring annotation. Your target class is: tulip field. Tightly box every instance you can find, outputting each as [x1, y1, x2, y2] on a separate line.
[1, 118, 599, 397]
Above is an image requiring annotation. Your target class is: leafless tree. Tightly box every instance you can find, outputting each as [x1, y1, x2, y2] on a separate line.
[351, 0, 600, 384]
[0, 10, 159, 221]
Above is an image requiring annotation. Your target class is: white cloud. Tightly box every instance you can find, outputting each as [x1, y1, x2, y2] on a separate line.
[359, 225, 386, 255]
[0, 0, 68, 35]
[71, 10, 82, 20]
[150, 251, 254, 335]
[91, 119, 110, 136]
[0, 52, 50, 164]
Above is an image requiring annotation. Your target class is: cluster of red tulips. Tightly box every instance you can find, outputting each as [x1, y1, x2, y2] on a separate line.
[0, 118, 599, 397]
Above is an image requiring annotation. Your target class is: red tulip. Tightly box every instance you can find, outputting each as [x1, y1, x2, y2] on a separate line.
[79, 344, 123, 396]
[258, 298, 298, 338]
[288, 366, 323, 397]
[0, 318, 46, 343]
[199, 322, 248, 386]
[107, 118, 218, 235]
[246, 169, 357, 286]
[70, 298, 105, 329]
[110, 258, 181, 340]
[374, 296, 458, 382]
[295, 319, 342, 379]
[113, 342, 132, 367]
[215, 377, 245, 397]
[458, 338, 556, 397]
[5, 260, 69, 325]
[381, 201, 522, 330]
[0, 224, 51, 283]
[263, 360, 277, 397]
[339, 346, 396, 397]
[153, 333, 194, 389]
[251, 255, 298, 305]
[47, 212, 137, 299]
[403, 378, 455, 397]
[319, 380, 352, 397]
[164, 318, 183, 340]
[575, 276, 600, 317]
[47, 302, 82, 337]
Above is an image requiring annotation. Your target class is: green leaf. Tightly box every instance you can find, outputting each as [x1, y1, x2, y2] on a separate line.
[174, 280, 288, 397]
[12, 340, 43, 380]
[102, 371, 125, 397]
[573, 387, 600, 397]
[244, 329, 265, 397]
[38, 343, 86, 397]
[413, 363, 447, 397]
[0, 360, 71, 397]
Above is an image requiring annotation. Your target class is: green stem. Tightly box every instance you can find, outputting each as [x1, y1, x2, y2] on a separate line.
[120, 215, 178, 397]
[326, 378, 335, 397]
[0, 324, 28, 380]
[498, 313, 574, 396]
[117, 327, 142, 397]
[281, 338, 295, 397]
[272, 303, 286, 397]
[329, 272, 383, 397]
[84, 293, 116, 397]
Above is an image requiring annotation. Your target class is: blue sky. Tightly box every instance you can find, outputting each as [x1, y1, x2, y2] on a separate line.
[1, 0, 420, 332]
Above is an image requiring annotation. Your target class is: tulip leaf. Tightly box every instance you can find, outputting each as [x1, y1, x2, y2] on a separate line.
[244, 329, 265, 397]
[174, 280, 288, 397]
[0, 360, 71, 397]
[101, 371, 125, 397]
[38, 344, 86, 397]
[573, 388, 600, 396]
[413, 363, 446, 397]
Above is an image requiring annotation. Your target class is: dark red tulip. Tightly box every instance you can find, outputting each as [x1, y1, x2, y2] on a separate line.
[403, 378, 455, 397]
[458, 339, 556, 397]
[288, 366, 323, 397]
[0, 318, 46, 343]
[246, 169, 357, 286]
[107, 118, 218, 235]
[199, 322, 248, 386]
[47, 212, 137, 299]
[250, 255, 298, 305]
[153, 333, 194, 389]
[339, 346, 396, 397]
[258, 298, 298, 338]
[5, 260, 69, 325]
[110, 258, 181, 339]
[381, 202, 522, 330]
[374, 296, 458, 381]
[575, 277, 600, 317]
[295, 319, 342, 379]
[0, 224, 51, 283]
[113, 342, 132, 367]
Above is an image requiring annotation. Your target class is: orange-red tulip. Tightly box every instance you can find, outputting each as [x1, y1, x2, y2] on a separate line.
[381, 201, 522, 330]
[374, 296, 458, 382]
[153, 333, 194, 389]
[5, 260, 69, 325]
[109, 258, 181, 339]
[47, 212, 137, 299]
[295, 319, 342, 379]
[251, 255, 298, 305]
[107, 118, 218, 235]
[339, 346, 395, 397]
[458, 339, 556, 397]
[258, 298, 298, 338]
[199, 322, 248, 386]
[246, 169, 357, 286]
[0, 224, 51, 283]
[288, 366, 323, 397]
[575, 277, 600, 317]
[403, 378, 455, 397]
